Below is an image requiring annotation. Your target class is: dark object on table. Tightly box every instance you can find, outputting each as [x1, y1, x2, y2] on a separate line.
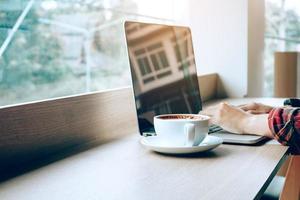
[284, 98, 300, 107]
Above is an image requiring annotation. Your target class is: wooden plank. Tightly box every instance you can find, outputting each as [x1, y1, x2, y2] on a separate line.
[274, 52, 298, 97]
[198, 73, 218, 101]
[0, 74, 218, 170]
[280, 156, 300, 200]
[0, 97, 288, 199]
[0, 134, 288, 200]
[0, 88, 138, 169]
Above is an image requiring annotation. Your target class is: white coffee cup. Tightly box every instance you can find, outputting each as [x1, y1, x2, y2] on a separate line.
[154, 114, 210, 147]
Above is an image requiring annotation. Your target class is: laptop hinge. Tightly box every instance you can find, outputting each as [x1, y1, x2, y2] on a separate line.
[142, 132, 156, 137]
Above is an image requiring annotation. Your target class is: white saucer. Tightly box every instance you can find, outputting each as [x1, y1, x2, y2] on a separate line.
[140, 135, 223, 154]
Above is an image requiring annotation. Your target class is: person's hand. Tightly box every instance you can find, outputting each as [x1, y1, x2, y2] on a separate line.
[238, 102, 274, 114]
[200, 102, 273, 137]
[200, 102, 250, 134]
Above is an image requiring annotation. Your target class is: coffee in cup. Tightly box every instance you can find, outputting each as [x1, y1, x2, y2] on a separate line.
[154, 114, 210, 147]
[157, 115, 206, 120]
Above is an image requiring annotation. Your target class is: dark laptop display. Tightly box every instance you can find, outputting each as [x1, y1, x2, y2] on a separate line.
[124, 21, 202, 135]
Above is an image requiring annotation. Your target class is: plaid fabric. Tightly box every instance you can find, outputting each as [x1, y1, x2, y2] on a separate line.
[268, 107, 300, 154]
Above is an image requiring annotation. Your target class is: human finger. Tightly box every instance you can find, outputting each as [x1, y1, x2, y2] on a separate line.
[239, 102, 257, 111]
[200, 104, 218, 116]
[246, 110, 266, 115]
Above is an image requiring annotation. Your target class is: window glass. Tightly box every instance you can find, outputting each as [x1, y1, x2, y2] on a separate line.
[150, 54, 160, 70]
[0, 0, 186, 107]
[143, 57, 152, 74]
[264, 0, 300, 96]
[137, 58, 146, 76]
[158, 51, 170, 68]
[172, 30, 194, 71]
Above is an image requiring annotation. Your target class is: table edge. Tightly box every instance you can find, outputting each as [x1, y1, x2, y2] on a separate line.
[254, 148, 290, 199]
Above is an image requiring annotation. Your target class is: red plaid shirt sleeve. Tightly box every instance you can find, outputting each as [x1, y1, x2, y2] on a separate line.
[268, 107, 300, 154]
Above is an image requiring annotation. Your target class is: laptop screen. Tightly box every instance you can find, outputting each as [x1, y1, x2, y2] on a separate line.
[124, 21, 202, 135]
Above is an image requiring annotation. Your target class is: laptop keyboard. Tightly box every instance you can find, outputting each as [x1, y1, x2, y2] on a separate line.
[209, 125, 223, 133]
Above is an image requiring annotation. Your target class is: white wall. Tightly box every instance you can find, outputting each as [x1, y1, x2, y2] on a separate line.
[185, 0, 248, 97]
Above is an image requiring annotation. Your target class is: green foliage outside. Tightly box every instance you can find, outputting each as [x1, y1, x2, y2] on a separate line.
[0, 8, 71, 86]
[0, 0, 137, 106]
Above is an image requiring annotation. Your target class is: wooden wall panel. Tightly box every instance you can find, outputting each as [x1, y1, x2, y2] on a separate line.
[198, 73, 218, 101]
[0, 88, 138, 169]
[0, 74, 218, 170]
[274, 52, 299, 97]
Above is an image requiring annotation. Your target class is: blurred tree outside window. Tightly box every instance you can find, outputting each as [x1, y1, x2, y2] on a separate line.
[0, 0, 179, 106]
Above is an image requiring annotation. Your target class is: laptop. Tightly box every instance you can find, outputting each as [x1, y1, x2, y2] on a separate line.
[124, 21, 266, 144]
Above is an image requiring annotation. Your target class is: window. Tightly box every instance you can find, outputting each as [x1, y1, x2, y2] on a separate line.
[134, 42, 172, 84]
[157, 51, 170, 69]
[147, 43, 170, 70]
[264, 0, 300, 96]
[171, 31, 195, 71]
[0, 0, 188, 107]
[137, 57, 152, 76]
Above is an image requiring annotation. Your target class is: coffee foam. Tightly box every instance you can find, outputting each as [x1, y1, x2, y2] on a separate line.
[158, 115, 205, 120]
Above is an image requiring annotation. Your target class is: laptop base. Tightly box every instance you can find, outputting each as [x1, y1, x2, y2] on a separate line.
[210, 131, 267, 145]
[142, 131, 267, 145]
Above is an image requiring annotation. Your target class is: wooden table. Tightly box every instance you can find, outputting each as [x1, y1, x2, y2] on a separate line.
[0, 98, 289, 200]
